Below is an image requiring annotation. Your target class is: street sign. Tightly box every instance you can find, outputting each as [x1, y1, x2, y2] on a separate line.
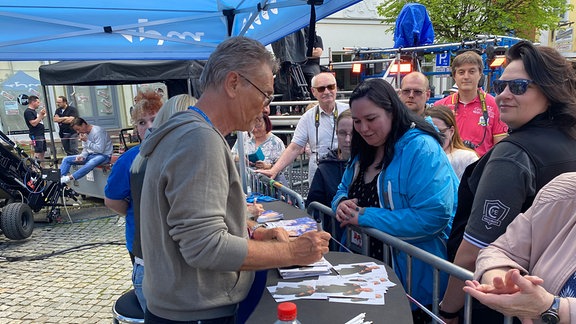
[435, 53, 451, 77]
[436, 53, 450, 66]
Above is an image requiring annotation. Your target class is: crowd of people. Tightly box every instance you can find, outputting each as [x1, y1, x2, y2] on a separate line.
[24, 36, 576, 323]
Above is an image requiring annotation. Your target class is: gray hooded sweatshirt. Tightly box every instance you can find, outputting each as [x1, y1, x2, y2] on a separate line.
[139, 110, 253, 321]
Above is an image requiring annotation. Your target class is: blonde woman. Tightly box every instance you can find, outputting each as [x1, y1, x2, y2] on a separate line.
[426, 105, 478, 179]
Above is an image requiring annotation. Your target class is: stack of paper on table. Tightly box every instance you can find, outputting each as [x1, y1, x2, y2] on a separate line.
[256, 210, 284, 223]
[268, 262, 396, 305]
[264, 217, 317, 236]
[278, 257, 333, 279]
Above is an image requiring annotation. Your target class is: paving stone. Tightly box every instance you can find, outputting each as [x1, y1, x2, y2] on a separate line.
[0, 199, 131, 323]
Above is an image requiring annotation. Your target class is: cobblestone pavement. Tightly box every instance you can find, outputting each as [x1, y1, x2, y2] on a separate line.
[0, 199, 132, 323]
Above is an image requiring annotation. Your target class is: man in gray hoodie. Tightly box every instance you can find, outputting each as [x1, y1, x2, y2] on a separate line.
[139, 36, 331, 324]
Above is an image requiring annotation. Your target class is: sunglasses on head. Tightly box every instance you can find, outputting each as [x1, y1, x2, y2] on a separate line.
[492, 79, 534, 95]
[313, 84, 336, 92]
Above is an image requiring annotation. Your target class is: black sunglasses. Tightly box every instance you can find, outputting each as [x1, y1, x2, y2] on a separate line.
[492, 79, 534, 95]
[313, 84, 336, 92]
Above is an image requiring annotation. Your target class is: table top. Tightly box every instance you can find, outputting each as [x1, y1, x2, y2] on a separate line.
[248, 252, 413, 323]
[260, 200, 307, 218]
[249, 201, 413, 323]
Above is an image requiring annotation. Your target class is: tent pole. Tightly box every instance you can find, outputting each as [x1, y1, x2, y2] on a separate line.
[42, 85, 59, 167]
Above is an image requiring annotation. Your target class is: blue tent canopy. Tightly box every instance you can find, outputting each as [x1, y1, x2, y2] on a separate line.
[1, 71, 40, 91]
[0, 0, 360, 61]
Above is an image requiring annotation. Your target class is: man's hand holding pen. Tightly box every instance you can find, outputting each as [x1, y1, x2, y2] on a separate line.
[289, 231, 331, 265]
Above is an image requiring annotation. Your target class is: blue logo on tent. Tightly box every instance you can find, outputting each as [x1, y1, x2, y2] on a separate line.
[1, 71, 41, 91]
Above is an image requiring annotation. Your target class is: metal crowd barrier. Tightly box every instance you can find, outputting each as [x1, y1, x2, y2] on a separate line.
[267, 99, 350, 199]
[247, 169, 305, 209]
[306, 201, 513, 324]
[269, 129, 309, 199]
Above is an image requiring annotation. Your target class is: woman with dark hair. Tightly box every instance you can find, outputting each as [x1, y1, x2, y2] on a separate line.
[440, 41, 576, 323]
[306, 109, 353, 209]
[331, 78, 459, 315]
[426, 105, 478, 179]
[232, 113, 287, 185]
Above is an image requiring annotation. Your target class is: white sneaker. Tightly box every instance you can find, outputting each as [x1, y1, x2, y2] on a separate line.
[60, 175, 71, 184]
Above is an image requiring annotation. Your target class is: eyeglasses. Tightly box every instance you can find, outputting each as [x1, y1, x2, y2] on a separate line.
[337, 130, 353, 138]
[437, 127, 450, 134]
[313, 84, 336, 92]
[238, 73, 274, 106]
[492, 79, 534, 95]
[254, 116, 264, 127]
[400, 88, 425, 96]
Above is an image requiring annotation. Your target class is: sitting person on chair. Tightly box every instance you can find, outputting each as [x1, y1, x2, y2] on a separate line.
[60, 117, 113, 184]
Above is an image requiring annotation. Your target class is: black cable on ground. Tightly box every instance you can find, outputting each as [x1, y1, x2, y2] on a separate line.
[53, 213, 120, 224]
[0, 240, 125, 262]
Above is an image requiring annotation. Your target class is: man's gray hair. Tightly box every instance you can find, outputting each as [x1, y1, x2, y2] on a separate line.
[200, 36, 277, 91]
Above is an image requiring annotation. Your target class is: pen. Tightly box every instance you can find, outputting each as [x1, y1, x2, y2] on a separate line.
[344, 312, 366, 324]
[316, 218, 323, 232]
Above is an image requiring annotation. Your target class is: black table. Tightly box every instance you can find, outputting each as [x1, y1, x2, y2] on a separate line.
[259, 200, 307, 218]
[248, 252, 413, 323]
[248, 201, 413, 323]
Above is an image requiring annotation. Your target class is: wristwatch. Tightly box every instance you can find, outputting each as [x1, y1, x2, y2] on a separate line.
[249, 223, 267, 239]
[541, 296, 561, 324]
[438, 301, 459, 319]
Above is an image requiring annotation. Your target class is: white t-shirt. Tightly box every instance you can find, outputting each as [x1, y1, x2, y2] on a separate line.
[291, 102, 349, 184]
[447, 148, 478, 180]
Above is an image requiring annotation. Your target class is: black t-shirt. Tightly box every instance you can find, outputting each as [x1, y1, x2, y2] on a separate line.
[24, 108, 45, 137]
[55, 105, 79, 133]
[463, 143, 536, 247]
[306, 35, 323, 66]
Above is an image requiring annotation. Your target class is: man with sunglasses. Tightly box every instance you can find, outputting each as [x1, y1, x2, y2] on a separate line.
[258, 72, 349, 185]
[434, 51, 508, 156]
[399, 71, 430, 116]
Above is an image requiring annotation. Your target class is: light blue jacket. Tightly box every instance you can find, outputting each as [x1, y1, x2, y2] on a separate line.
[332, 127, 459, 307]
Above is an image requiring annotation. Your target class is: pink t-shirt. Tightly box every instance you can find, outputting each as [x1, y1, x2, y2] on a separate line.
[434, 91, 508, 156]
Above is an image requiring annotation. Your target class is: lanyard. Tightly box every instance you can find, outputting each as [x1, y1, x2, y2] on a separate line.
[451, 90, 488, 125]
[188, 106, 213, 127]
[451, 90, 489, 148]
[314, 104, 338, 163]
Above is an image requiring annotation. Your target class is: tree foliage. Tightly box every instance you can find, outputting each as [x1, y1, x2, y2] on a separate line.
[376, 0, 572, 43]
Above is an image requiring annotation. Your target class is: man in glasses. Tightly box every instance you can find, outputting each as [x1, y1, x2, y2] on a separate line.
[434, 51, 508, 156]
[138, 37, 330, 324]
[399, 71, 430, 116]
[259, 72, 349, 185]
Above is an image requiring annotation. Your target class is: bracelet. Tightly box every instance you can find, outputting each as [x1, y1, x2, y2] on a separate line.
[438, 308, 459, 319]
[248, 223, 267, 239]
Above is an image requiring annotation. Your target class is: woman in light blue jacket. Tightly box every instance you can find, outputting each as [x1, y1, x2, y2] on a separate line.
[331, 78, 459, 314]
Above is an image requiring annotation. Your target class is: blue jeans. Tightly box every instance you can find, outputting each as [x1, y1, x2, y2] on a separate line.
[60, 153, 110, 180]
[236, 270, 267, 324]
[132, 262, 146, 313]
